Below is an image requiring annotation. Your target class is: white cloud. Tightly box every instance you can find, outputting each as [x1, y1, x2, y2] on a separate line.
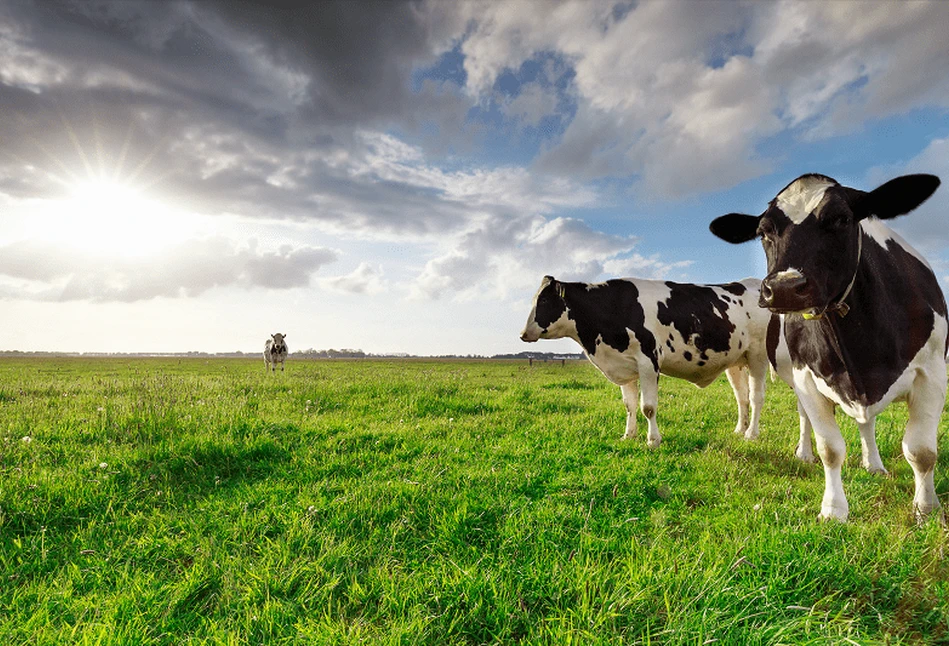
[456, 0, 949, 198]
[0, 237, 339, 302]
[410, 213, 691, 301]
[320, 262, 387, 295]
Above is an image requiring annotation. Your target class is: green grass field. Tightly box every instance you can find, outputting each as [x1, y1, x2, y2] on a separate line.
[1, 357, 947, 645]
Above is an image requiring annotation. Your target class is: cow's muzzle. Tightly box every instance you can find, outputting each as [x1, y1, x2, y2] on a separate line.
[760, 271, 813, 313]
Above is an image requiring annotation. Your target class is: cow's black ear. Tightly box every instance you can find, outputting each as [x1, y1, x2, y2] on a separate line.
[855, 174, 941, 221]
[709, 213, 760, 244]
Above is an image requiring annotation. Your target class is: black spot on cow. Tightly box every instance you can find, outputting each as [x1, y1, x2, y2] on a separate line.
[683, 351, 692, 361]
[560, 280, 659, 371]
[722, 283, 747, 296]
[766, 314, 780, 370]
[697, 361, 706, 367]
[657, 283, 737, 359]
[533, 280, 568, 331]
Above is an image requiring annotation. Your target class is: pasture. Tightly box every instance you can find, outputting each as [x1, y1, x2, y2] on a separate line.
[1, 357, 947, 645]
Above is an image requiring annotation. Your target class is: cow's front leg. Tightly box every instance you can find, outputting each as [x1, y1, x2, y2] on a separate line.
[620, 379, 639, 440]
[794, 400, 816, 463]
[858, 419, 887, 475]
[904, 369, 946, 522]
[639, 368, 661, 449]
[280, 360, 285, 372]
[802, 394, 848, 521]
[743, 359, 767, 440]
[725, 365, 749, 436]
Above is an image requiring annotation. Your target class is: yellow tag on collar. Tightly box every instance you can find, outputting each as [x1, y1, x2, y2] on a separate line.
[802, 311, 821, 320]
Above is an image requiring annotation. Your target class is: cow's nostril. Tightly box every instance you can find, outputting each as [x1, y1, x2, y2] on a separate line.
[760, 282, 774, 303]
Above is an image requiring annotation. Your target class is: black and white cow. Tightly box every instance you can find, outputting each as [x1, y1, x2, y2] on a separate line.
[520, 276, 772, 448]
[264, 333, 288, 372]
[711, 173, 947, 522]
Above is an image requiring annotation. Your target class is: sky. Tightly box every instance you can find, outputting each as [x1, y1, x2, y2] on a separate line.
[2, 0, 949, 356]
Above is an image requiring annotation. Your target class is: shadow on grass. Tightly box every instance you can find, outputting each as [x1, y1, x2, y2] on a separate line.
[141, 436, 290, 500]
[730, 442, 819, 479]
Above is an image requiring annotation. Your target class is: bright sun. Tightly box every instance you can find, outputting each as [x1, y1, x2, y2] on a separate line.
[43, 178, 196, 257]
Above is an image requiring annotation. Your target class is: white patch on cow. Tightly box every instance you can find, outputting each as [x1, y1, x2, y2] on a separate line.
[860, 217, 933, 269]
[775, 176, 836, 224]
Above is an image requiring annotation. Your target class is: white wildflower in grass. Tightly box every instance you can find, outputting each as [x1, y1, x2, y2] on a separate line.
[97, 407, 105, 412]
[448, 417, 454, 424]
[21, 436, 31, 443]
[99, 462, 108, 469]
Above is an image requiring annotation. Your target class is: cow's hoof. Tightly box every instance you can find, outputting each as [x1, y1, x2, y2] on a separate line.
[818, 505, 848, 523]
[795, 445, 816, 463]
[733, 424, 746, 435]
[646, 438, 660, 449]
[914, 503, 944, 525]
[743, 429, 760, 441]
[864, 464, 889, 476]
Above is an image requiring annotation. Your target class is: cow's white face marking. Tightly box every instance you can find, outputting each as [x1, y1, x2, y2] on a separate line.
[775, 176, 836, 224]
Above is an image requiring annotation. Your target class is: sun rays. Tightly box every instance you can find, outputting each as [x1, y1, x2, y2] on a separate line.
[20, 111, 200, 257]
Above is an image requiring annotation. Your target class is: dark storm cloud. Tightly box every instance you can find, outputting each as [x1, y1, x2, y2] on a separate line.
[0, 0, 474, 233]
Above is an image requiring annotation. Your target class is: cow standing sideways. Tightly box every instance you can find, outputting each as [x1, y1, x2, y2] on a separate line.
[264, 333, 288, 372]
[520, 276, 772, 448]
[711, 173, 947, 522]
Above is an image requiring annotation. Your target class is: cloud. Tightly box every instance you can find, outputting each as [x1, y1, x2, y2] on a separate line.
[0, 237, 339, 302]
[410, 213, 691, 301]
[321, 262, 387, 295]
[458, 0, 949, 197]
[2, 0, 943, 315]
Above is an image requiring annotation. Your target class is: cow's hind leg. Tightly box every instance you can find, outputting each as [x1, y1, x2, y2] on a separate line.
[725, 365, 749, 437]
[904, 367, 947, 522]
[858, 418, 887, 475]
[639, 368, 661, 449]
[620, 379, 639, 440]
[794, 400, 816, 463]
[744, 359, 767, 440]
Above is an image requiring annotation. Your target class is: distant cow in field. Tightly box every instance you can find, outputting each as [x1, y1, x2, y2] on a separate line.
[264, 333, 288, 372]
[711, 173, 947, 522]
[520, 276, 773, 448]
